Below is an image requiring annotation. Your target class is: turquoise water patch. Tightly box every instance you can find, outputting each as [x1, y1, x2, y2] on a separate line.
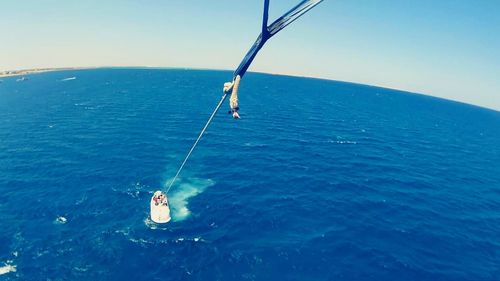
[166, 178, 215, 222]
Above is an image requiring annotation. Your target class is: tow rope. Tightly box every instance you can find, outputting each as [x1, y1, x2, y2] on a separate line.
[165, 92, 229, 194]
[166, 0, 323, 194]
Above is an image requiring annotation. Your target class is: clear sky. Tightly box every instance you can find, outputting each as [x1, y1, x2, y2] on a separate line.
[1, 0, 499, 110]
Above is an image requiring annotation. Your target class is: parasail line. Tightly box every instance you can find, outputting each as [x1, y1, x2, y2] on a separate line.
[165, 0, 322, 195]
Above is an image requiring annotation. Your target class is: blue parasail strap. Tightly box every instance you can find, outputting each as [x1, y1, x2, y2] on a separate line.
[233, 0, 323, 79]
[165, 0, 322, 194]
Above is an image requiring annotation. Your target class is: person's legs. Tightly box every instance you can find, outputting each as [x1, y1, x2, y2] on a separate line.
[229, 75, 241, 119]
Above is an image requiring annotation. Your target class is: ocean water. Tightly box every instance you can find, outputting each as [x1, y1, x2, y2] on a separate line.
[0, 68, 499, 280]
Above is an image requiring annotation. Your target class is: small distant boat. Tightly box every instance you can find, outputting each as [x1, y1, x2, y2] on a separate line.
[16, 77, 28, 82]
[61, 77, 76, 81]
[150, 191, 171, 223]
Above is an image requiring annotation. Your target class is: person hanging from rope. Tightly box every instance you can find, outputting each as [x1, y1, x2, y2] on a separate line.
[223, 75, 241, 119]
[165, 0, 323, 193]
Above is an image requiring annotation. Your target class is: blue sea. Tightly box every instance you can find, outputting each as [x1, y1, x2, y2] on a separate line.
[0, 68, 499, 280]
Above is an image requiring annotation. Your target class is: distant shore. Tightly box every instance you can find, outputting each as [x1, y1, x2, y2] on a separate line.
[0, 67, 80, 78]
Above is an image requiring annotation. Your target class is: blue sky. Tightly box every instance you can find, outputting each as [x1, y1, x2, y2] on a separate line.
[1, 0, 499, 110]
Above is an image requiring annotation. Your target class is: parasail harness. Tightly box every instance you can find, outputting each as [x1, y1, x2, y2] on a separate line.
[166, 0, 323, 194]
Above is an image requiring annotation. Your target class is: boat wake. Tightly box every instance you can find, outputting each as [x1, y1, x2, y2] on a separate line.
[0, 260, 16, 276]
[165, 178, 214, 222]
[60, 77, 76, 81]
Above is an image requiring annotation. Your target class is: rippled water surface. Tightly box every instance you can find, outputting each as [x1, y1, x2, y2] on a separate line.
[0, 69, 499, 280]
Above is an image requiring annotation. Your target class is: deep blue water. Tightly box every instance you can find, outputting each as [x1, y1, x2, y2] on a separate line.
[0, 68, 499, 280]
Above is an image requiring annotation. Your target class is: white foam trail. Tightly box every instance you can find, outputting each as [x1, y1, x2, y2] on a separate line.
[54, 216, 67, 224]
[144, 217, 158, 229]
[61, 77, 76, 81]
[166, 178, 214, 222]
[0, 261, 16, 275]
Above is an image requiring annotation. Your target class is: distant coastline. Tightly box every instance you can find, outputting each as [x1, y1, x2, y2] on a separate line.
[0, 67, 81, 78]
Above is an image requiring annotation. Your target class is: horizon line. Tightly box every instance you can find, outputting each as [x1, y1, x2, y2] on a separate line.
[1, 65, 498, 113]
